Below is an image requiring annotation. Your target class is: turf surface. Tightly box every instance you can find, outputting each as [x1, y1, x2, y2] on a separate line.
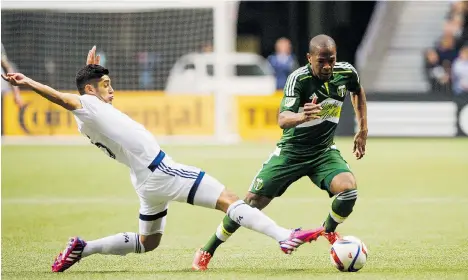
[2, 138, 468, 279]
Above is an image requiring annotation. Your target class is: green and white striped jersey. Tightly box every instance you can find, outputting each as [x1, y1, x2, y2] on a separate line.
[277, 62, 361, 159]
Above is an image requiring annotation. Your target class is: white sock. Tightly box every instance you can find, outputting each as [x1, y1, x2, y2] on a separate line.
[82, 232, 145, 257]
[227, 200, 291, 242]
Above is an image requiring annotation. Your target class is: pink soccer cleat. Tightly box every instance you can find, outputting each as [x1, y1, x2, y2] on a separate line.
[279, 226, 325, 254]
[192, 248, 212, 271]
[322, 231, 342, 245]
[51, 237, 87, 272]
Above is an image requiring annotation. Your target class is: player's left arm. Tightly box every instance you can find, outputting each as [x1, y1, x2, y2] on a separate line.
[349, 67, 368, 160]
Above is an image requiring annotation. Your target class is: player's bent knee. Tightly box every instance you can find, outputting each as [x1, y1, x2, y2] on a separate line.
[140, 233, 162, 252]
[330, 172, 357, 194]
[244, 192, 272, 210]
[216, 189, 240, 212]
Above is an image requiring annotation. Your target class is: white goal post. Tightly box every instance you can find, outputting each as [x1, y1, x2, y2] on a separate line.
[1, 0, 241, 144]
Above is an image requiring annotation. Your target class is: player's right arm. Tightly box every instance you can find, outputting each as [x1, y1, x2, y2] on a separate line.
[2, 46, 24, 107]
[1, 73, 82, 110]
[277, 73, 321, 129]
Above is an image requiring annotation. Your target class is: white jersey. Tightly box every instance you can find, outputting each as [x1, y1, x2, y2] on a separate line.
[72, 94, 161, 187]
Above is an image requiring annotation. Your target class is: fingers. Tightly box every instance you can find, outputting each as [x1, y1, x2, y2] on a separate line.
[87, 49, 92, 65]
[354, 144, 365, 159]
[311, 95, 318, 104]
[304, 108, 321, 115]
[1, 73, 16, 81]
[353, 139, 366, 160]
[303, 104, 321, 114]
[96, 54, 101, 65]
[303, 103, 322, 110]
[87, 46, 97, 65]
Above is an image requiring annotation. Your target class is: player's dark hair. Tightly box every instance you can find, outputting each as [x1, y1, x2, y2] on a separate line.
[309, 34, 336, 55]
[75, 64, 110, 95]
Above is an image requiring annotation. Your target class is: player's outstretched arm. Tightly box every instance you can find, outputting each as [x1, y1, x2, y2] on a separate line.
[1, 73, 81, 111]
[351, 86, 368, 159]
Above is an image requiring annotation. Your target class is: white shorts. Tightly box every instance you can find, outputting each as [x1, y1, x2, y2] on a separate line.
[135, 151, 225, 235]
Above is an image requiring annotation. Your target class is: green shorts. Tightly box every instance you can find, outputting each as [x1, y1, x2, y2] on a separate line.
[249, 147, 352, 198]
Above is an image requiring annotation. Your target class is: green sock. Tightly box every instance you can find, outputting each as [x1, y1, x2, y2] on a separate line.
[324, 189, 358, 232]
[202, 215, 241, 256]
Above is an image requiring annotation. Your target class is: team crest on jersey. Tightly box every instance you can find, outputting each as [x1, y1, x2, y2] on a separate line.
[284, 97, 296, 108]
[337, 85, 347, 97]
[252, 178, 264, 191]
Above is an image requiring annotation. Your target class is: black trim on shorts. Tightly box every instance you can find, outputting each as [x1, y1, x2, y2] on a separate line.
[187, 171, 206, 205]
[139, 209, 168, 221]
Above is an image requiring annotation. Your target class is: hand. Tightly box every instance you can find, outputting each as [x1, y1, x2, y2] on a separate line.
[301, 102, 322, 122]
[86, 45, 101, 65]
[353, 129, 368, 160]
[1, 73, 28, 87]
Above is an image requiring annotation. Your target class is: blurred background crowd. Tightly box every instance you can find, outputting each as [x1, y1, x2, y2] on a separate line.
[424, 0, 468, 96]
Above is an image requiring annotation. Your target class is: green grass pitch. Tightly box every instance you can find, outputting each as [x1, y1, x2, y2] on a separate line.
[2, 138, 468, 279]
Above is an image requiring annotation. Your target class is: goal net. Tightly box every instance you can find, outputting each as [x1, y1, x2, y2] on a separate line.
[1, 0, 239, 144]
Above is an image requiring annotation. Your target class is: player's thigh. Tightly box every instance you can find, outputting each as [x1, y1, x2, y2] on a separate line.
[191, 172, 227, 209]
[159, 158, 226, 210]
[307, 149, 354, 197]
[138, 196, 169, 237]
[249, 148, 306, 198]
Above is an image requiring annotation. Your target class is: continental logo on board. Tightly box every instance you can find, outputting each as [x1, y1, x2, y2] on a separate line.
[2, 91, 214, 136]
[236, 95, 283, 141]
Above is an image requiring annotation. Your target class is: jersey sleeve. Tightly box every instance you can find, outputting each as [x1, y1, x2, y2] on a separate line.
[347, 64, 362, 93]
[279, 74, 302, 113]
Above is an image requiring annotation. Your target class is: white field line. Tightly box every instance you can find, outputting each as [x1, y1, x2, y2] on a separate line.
[2, 197, 468, 205]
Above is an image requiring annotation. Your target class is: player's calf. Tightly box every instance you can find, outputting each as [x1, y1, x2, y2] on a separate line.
[140, 233, 162, 252]
[200, 193, 273, 258]
[323, 172, 358, 236]
[196, 194, 271, 271]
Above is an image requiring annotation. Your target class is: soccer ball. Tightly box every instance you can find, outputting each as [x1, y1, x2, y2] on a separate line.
[330, 236, 368, 272]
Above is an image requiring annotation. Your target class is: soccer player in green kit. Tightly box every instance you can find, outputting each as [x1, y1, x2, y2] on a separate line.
[193, 34, 368, 271]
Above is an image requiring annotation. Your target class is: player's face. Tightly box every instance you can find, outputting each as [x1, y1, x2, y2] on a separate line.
[307, 46, 336, 81]
[91, 75, 114, 104]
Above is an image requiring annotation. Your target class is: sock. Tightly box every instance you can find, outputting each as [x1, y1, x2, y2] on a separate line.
[82, 232, 145, 257]
[227, 200, 290, 242]
[202, 215, 241, 255]
[324, 189, 358, 232]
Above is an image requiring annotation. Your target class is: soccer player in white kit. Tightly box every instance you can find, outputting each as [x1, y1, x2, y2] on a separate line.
[2, 47, 324, 273]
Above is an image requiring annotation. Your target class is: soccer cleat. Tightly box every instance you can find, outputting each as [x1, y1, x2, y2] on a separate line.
[322, 231, 342, 245]
[279, 226, 325, 254]
[192, 248, 212, 271]
[51, 237, 87, 272]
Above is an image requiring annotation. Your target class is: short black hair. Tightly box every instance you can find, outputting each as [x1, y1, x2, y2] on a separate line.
[75, 64, 110, 95]
[309, 34, 336, 55]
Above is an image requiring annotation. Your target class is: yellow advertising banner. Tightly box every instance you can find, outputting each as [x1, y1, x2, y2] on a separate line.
[2, 91, 214, 136]
[236, 94, 283, 141]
